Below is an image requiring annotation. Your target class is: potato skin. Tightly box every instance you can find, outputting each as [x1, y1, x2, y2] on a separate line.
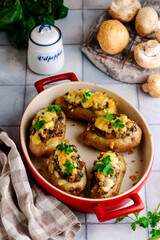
[50, 167, 87, 196]
[55, 95, 118, 122]
[29, 111, 66, 157]
[47, 147, 87, 196]
[83, 125, 142, 152]
[90, 154, 126, 198]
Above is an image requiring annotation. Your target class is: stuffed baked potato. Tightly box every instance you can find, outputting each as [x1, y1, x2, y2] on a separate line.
[90, 151, 126, 198]
[47, 140, 87, 196]
[29, 104, 66, 157]
[55, 88, 118, 122]
[83, 113, 142, 152]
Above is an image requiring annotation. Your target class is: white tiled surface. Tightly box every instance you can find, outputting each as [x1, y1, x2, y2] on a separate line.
[0, 0, 159, 239]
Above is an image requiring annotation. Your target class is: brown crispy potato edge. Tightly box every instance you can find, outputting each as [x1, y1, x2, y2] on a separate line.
[55, 95, 118, 122]
[50, 167, 87, 196]
[83, 125, 142, 152]
[29, 111, 66, 157]
[90, 154, 126, 198]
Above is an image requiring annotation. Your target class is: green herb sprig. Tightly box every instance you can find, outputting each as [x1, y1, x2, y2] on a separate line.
[33, 119, 47, 130]
[63, 160, 76, 175]
[112, 119, 125, 128]
[105, 112, 124, 129]
[105, 111, 115, 121]
[116, 204, 160, 240]
[0, 0, 68, 48]
[82, 90, 91, 103]
[95, 155, 114, 176]
[48, 104, 62, 115]
[56, 142, 73, 155]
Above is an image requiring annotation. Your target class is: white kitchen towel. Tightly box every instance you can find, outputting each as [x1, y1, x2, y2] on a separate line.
[0, 128, 81, 240]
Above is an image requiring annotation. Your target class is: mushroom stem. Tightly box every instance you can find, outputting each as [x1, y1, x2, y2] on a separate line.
[142, 73, 160, 97]
[142, 83, 149, 93]
[144, 40, 160, 57]
[155, 21, 160, 43]
[155, 28, 160, 42]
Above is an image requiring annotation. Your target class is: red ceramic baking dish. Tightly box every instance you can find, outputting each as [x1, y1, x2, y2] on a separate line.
[20, 72, 154, 222]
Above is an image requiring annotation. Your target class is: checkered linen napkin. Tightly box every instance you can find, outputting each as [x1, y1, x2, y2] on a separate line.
[0, 128, 81, 240]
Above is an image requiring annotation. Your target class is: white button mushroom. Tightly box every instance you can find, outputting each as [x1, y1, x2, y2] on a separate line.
[97, 19, 129, 55]
[142, 73, 160, 97]
[108, 0, 141, 23]
[155, 21, 160, 43]
[135, 7, 158, 36]
[134, 40, 160, 69]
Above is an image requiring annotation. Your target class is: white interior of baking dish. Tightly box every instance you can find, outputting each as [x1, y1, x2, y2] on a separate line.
[20, 82, 154, 200]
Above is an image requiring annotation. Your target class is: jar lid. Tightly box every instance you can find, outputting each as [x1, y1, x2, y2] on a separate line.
[30, 24, 61, 46]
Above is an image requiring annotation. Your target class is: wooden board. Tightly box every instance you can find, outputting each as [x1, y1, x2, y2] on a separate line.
[82, 0, 160, 84]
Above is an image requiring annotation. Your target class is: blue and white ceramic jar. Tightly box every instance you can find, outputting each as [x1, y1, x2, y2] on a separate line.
[28, 24, 64, 75]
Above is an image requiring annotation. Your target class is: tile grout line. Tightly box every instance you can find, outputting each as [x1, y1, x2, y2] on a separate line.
[137, 81, 152, 239]
[136, 84, 140, 111]
[82, 0, 87, 238]
[137, 81, 153, 238]
[22, 48, 28, 113]
[144, 184, 150, 238]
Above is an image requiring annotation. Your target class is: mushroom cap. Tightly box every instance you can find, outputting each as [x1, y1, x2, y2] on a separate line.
[142, 73, 160, 97]
[97, 19, 129, 55]
[135, 7, 158, 36]
[108, 0, 141, 23]
[155, 21, 160, 43]
[134, 40, 160, 69]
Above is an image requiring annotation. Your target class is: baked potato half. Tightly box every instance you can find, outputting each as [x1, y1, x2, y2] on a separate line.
[90, 151, 126, 198]
[47, 140, 87, 196]
[83, 113, 142, 152]
[55, 88, 118, 122]
[29, 104, 66, 157]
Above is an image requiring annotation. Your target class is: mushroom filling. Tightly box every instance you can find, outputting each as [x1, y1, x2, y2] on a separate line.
[53, 156, 85, 183]
[91, 152, 121, 195]
[52, 144, 85, 183]
[30, 106, 65, 143]
[64, 89, 116, 112]
[89, 114, 137, 139]
[91, 170, 120, 195]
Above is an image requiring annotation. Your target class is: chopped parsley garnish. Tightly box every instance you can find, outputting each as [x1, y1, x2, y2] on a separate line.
[63, 160, 76, 175]
[82, 90, 91, 103]
[112, 119, 124, 128]
[95, 155, 114, 176]
[33, 120, 47, 130]
[48, 104, 62, 115]
[116, 203, 160, 240]
[105, 111, 115, 121]
[56, 142, 73, 155]
[105, 112, 124, 129]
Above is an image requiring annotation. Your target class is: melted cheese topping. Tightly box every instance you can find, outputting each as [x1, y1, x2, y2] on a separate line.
[94, 114, 135, 135]
[55, 148, 78, 173]
[54, 167, 87, 190]
[48, 145, 86, 190]
[30, 107, 63, 145]
[64, 88, 117, 111]
[99, 152, 120, 170]
[101, 179, 114, 193]
[96, 152, 121, 193]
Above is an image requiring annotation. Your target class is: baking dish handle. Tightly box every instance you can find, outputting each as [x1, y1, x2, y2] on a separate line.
[34, 72, 79, 93]
[92, 193, 144, 222]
